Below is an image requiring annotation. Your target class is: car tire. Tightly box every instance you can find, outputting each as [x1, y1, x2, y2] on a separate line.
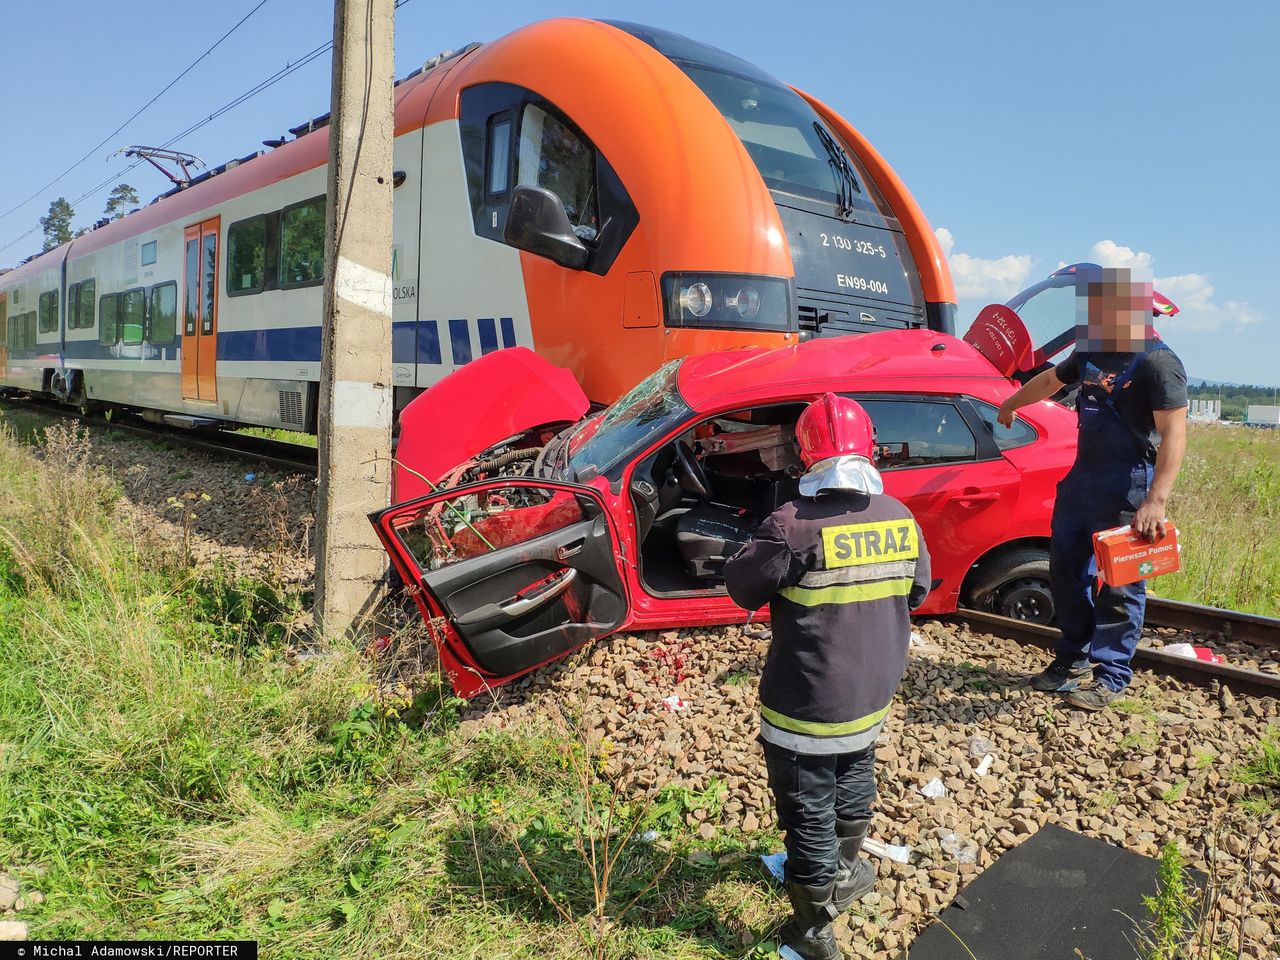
[963, 547, 1055, 625]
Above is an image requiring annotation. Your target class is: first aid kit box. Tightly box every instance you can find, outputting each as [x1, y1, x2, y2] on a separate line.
[1092, 524, 1181, 587]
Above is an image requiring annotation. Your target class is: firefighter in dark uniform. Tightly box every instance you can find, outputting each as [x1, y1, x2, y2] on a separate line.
[998, 265, 1188, 710]
[723, 394, 932, 960]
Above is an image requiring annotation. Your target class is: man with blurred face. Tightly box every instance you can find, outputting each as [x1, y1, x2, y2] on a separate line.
[996, 266, 1188, 709]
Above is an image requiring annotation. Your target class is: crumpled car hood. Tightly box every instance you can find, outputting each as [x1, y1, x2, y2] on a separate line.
[394, 347, 589, 502]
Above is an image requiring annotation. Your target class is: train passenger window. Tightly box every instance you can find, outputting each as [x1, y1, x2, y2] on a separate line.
[486, 115, 513, 196]
[67, 283, 80, 330]
[25, 312, 36, 348]
[121, 289, 145, 346]
[517, 104, 599, 241]
[279, 196, 325, 288]
[99, 294, 119, 345]
[141, 241, 157, 267]
[38, 290, 58, 334]
[148, 283, 177, 345]
[228, 215, 267, 295]
[853, 398, 977, 469]
[78, 279, 95, 331]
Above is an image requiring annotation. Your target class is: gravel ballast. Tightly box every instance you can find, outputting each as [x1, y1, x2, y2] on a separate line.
[20, 416, 1279, 956]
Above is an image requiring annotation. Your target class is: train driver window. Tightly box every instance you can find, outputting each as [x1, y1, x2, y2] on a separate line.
[517, 104, 599, 242]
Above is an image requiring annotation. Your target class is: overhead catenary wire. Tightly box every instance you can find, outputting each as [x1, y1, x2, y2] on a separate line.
[0, 0, 273, 224]
[0, 0, 415, 261]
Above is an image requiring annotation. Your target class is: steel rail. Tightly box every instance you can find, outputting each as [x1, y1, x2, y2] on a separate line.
[0, 395, 317, 474]
[1144, 596, 1280, 649]
[951, 608, 1280, 699]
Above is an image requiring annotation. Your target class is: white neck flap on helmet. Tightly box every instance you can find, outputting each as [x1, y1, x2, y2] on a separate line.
[798, 454, 884, 498]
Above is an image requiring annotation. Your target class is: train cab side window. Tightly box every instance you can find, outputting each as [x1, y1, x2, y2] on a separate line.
[486, 114, 514, 196]
[78, 279, 95, 331]
[228, 215, 268, 295]
[38, 290, 58, 334]
[141, 241, 157, 267]
[517, 104, 600, 243]
[121, 289, 146, 346]
[148, 283, 178, 345]
[279, 196, 326, 288]
[99, 294, 120, 346]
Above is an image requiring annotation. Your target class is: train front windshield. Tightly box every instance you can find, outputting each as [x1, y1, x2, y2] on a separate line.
[606, 21, 929, 336]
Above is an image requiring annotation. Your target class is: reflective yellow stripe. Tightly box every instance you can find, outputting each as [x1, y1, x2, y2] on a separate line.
[822, 518, 919, 569]
[761, 703, 890, 737]
[779, 576, 913, 607]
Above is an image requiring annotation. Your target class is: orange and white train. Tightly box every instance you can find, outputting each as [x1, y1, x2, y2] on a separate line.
[0, 19, 956, 431]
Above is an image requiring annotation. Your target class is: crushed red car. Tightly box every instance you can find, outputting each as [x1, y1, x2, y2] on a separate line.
[371, 323, 1080, 698]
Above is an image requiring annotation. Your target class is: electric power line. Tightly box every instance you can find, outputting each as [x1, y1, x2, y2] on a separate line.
[1, 0, 415, 260]
[0, 0, 274, 224]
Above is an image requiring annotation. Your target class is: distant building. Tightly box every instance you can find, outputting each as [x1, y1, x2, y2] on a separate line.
[1187, 398, 1222, 422]
[1245, 404, 1280, 427]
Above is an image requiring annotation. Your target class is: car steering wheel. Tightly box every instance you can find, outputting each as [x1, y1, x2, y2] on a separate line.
[673, 441, 711, 499]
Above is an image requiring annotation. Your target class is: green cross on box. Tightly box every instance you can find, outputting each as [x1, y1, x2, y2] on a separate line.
[1138, 561, 1154, 576]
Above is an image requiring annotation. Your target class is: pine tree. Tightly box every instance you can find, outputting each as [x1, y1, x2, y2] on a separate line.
[103, 184, 140, 221]
[39, 197, 75, 251]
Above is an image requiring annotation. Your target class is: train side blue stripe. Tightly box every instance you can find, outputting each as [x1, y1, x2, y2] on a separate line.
[448, 318, 471, 365]
[500, 317, 516, 348]
[417, 320, 442, 365]
[217, 327, 323, 362]
[477, 317, 499, 355]
[392, 320, 416, 365]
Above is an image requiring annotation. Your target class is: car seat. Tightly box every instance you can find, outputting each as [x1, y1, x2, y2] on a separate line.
[674, 505, 757, 579]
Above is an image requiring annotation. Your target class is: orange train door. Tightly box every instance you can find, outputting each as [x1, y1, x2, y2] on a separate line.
[181, 217, 220, 402]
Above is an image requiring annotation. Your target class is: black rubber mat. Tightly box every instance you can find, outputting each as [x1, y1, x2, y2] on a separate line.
[908, 824, 1205, 960]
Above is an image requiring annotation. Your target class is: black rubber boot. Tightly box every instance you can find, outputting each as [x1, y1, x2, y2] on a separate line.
[778, 878, 840, 960]
[831, 818, 876, 912]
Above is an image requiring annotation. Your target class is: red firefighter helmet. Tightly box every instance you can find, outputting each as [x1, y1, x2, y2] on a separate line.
[795, 393, 875, 468]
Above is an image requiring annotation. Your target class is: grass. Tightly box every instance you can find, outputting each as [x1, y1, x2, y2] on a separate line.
[0, 422, 781, 957]
[236, 426, 318, 448]
[1231, 725, 1280, 815]
[1153, 423, 1280, 617]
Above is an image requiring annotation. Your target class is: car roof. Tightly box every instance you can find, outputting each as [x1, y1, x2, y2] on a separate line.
[676, 329, 1008, 410]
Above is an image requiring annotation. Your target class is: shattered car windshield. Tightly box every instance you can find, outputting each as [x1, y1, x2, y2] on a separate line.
[568, 360, 693, 479]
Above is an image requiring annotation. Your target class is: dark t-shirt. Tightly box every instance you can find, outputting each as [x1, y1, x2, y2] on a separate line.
[1055, 346, 1189, 457]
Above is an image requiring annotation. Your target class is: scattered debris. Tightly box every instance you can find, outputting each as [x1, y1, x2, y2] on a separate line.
[1162, 642, 1224, 664]
[938, 830, 980, 865]
[863, 837, 914, 864]
[661, 694, 690, 713]
[919, 777, 947, 799]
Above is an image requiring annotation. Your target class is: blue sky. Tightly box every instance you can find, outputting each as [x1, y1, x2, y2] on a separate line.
[1, 1, 1275, 384]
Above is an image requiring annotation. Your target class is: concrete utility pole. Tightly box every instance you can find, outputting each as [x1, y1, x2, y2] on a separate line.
[315, 0, 396, 639]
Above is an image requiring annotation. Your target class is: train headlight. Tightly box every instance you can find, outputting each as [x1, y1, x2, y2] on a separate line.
[727, 286, 761, 319]
[679, 282, 714, 318]
[662, 273, 793, 332]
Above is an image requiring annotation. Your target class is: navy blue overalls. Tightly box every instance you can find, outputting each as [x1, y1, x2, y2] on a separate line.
[1049, 346, 1165, 692]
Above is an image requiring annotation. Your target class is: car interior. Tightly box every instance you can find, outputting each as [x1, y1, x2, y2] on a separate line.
[628, 396, 993, 596]
[629, 402, 809, 595]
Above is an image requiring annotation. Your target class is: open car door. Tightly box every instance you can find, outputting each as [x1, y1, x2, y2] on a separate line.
[370, 478, 628, 698]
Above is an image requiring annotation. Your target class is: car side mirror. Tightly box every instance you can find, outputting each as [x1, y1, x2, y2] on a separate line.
[503, 184, 589, 270]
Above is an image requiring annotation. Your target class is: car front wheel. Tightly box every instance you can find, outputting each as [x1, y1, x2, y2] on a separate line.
[963, 547, 1055, 625]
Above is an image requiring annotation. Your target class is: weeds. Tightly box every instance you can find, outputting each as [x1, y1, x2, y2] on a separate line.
[1231, 725, 1280, 814]
[1140, 842, 1199, 960]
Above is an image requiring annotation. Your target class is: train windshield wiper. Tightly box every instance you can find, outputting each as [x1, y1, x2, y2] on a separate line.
[813, 121, 860, 220]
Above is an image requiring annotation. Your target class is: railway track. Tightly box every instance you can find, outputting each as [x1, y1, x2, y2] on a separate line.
[953, 599, 1280, 699]
[0, 394, 317, 474]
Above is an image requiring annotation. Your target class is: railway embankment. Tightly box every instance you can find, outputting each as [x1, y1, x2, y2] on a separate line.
[0, 408, 1276, 955]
